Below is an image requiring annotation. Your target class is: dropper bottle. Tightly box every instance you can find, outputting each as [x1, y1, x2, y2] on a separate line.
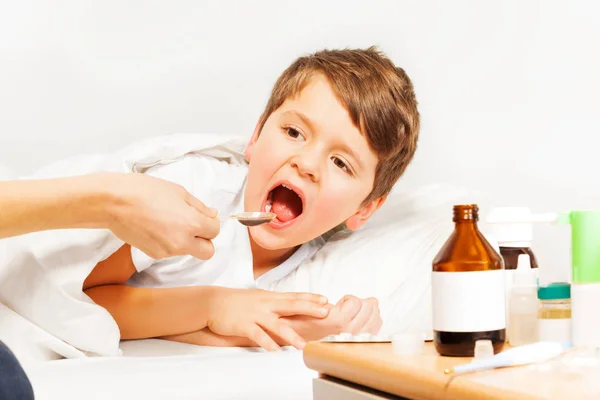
[508, 254, 539, 346]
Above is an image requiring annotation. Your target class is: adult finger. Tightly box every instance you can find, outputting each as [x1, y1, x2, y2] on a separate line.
[185, 193, 218, 218]
[190, 213, 220, 240]
[245, 324, 280, 352]
[272, 299, 330, 319]
[261, 318, 306, 350]
[184, 237, 216, 260]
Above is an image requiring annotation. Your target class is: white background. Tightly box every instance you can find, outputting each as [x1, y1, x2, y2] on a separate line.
[1, 0, 598, 282]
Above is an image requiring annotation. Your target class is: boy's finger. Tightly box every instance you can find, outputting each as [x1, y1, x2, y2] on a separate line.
[346, 300, 374, 334]
[363, 312, 383, 335]
[278, 292, 328, 305]
[366, 297, 379, 307]
[274, 300, 331, 318]
[338, 296, 362, 318]
[245, 324, 280, 352]
[262, 319, 306, 350]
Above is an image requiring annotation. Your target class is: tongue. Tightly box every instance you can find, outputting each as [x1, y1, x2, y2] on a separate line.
[271, 186, 302, 223]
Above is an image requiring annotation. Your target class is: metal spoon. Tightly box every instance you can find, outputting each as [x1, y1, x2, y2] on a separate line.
[222, 212, 277, 227]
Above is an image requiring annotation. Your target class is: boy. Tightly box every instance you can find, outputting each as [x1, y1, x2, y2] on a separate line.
[83, 46, 420, 351]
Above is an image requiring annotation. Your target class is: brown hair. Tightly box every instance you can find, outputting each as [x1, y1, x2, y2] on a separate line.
[257, 46, 420, 204]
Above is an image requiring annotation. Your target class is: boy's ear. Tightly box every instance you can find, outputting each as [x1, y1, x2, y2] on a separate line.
[345, 196, 387, 231]
[244, 120, 262, 162]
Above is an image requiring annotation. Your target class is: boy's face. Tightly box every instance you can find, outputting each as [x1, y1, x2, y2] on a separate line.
[244, 74, 385, 251]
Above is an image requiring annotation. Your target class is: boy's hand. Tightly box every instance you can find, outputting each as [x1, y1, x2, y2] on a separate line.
[283, 295, 382, 341]
[336, 295, 382, 335]
[205, 288, 329, 351]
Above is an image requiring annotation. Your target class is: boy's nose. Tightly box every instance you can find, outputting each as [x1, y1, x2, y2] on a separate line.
[290, 153, 320, 182]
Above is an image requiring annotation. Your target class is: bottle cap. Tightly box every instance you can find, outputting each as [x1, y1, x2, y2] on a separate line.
[486, 207, 534, 247]
[538, 282, 571, 300]
[558, 210, 600, 284]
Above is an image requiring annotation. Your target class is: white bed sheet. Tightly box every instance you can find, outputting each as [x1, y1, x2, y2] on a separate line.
[23, 340, 317, 400]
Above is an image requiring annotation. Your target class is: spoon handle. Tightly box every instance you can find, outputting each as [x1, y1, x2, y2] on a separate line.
[216, 214, 238, 221]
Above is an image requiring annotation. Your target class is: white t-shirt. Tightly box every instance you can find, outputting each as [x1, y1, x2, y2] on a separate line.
[126, 154, 324, 290]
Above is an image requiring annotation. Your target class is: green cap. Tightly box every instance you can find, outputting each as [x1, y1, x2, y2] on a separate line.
[538, 282, 571, 300]
[557, 210, 600, 284]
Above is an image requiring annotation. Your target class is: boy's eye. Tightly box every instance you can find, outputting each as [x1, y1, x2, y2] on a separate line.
[285, 127, 303, 139]
[332, 157, 351, 175]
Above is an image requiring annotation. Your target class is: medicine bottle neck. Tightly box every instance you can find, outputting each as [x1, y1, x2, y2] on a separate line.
[453, 205, 480, 230]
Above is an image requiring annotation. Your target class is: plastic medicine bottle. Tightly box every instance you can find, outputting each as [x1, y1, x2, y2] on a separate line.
[432, 204, 506, 357]
[538, 282, 571, 344]
[508, 254, 539, 346]
[486, 207, 541, 343]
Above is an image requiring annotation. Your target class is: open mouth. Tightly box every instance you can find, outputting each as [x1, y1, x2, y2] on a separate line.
[264, 183, 304, 225]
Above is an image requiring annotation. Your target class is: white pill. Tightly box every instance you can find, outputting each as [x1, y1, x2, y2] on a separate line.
[392, 333, 425, 355]
[474, 340, 494, 360]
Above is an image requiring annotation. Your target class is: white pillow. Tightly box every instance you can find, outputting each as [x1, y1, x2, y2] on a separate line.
[0, 164, 14, 180]
[268, 183, 491, 339]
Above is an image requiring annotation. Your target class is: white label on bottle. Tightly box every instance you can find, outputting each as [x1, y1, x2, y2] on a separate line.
[432, 270, 506, 332]
[539, 319, 571, 343]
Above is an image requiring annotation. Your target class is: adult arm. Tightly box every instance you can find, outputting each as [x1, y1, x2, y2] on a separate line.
[0, 172, 219, 260]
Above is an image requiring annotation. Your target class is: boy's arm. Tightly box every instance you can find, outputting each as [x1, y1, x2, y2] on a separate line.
[162, 312, 341, 347]
[162, 329, 255, 347]
[83, 244, 216, 339]
[83, 245, 331, 349]
[161, 316, 335, 347]
[163, 296, 383, 347]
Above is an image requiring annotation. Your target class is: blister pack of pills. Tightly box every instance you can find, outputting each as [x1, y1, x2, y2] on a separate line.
[319, 332, 391, 343]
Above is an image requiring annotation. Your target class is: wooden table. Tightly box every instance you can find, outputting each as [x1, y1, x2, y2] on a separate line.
[303, 341, 600, 400]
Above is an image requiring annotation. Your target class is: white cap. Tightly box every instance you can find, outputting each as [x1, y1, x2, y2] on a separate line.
[513, 254, 537, 287]
[392, 333, 425, 355]
[486, 207, 533, 247]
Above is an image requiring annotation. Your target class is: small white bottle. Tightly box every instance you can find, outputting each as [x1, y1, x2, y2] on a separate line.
[485, 207, 540, 343]
[508, 254, 539, 346]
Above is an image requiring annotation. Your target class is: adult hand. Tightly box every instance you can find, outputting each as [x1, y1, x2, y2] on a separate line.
[205, 288, 330, 351]
[103, 172, 220, 260]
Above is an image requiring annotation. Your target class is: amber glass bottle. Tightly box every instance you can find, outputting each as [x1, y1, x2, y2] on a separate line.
[432, 204, 506, 357]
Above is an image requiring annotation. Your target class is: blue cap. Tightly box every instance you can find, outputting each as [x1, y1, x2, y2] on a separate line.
[537, 282, 571, 300]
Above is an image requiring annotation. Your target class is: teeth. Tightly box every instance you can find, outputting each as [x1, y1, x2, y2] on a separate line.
[265, 190, 273, 213]
[282, 184, 291, 190]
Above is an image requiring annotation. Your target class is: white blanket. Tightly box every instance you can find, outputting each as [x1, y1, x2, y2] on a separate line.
[0, 133, 250, 359]
[0, 132, 487, 361]
[25, 343, 315, 400]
